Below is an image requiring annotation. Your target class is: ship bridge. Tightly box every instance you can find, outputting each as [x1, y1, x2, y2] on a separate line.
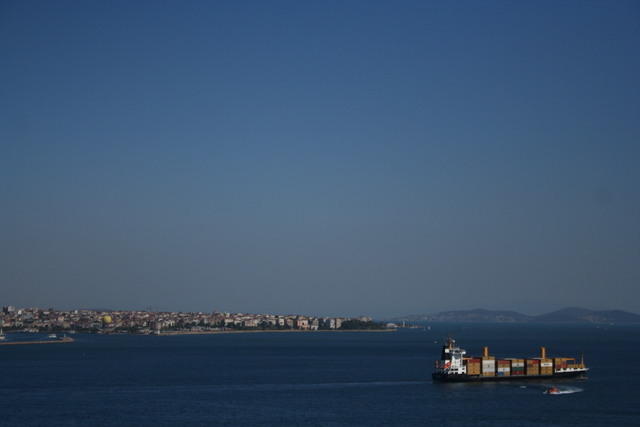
[434, 337, 467, 375]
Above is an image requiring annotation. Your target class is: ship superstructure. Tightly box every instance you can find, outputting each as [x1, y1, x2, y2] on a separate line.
[432, 338, 588, 382]
[433, 337, 467, 377]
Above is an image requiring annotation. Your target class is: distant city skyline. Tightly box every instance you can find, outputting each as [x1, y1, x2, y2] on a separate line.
[0, 305, 383, 334]
[2, 1, 639, 317]
[1, 303, 639, 320]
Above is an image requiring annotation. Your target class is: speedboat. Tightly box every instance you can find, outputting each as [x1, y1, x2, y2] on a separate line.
[544, 386, 561, 395]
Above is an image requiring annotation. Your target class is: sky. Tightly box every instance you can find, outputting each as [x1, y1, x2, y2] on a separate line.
[1, 0, 639, 317]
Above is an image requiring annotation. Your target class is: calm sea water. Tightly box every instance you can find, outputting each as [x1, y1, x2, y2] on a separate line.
[1, 324, 638, 426]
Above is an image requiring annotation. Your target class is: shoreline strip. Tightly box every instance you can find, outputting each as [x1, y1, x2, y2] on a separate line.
[0, 337, 75, 346]
[155, 329, 397, 336]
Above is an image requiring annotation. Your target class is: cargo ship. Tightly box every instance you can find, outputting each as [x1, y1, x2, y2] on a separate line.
[432, 338, 588, 382]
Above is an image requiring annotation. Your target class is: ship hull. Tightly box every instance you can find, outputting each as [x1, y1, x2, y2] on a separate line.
[432, 370, 587, 382]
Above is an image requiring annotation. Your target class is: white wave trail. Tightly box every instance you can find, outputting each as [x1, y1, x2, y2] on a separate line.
[544, 386, 583, 395]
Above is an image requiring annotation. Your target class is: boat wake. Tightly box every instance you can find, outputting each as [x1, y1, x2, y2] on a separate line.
[543, 386, 583, 395]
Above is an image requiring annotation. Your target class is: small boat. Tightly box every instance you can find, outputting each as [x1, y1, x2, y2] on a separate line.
[48, 333, 57, 339]
[544, 386, 561, 395]
[0, 327, 6, 341]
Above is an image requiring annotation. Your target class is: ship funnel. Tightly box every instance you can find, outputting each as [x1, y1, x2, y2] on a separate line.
[483, 346, 489, 358]
[540, 346, 547, 359]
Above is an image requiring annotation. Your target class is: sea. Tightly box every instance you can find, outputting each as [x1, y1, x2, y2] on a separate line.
[1, 323, 639, 426]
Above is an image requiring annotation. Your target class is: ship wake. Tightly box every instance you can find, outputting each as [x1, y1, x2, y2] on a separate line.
[543, 386, 583, 395]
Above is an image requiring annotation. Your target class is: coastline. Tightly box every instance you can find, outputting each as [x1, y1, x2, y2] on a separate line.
[155, 328, 397, 336]
[0, 337, 75, 346]
[0, 330, 396, 340]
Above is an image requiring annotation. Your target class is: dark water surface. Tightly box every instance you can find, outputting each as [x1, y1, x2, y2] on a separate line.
[1, 324, 638, 426]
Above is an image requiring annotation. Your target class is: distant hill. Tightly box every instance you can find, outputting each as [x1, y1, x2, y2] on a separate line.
[391, 307, 640, 324]
[397, 309, 532, 323]
[534, 307, 640, 323]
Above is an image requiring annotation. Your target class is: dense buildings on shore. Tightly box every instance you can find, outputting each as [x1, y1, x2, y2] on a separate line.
[0, 306, 389, 334]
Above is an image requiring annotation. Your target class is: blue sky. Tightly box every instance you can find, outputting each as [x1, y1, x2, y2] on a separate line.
[1, 1, 639, 316]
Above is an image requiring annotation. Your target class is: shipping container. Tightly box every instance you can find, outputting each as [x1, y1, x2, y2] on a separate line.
[497, 361, 510, 371]
[465, 359, 481, 375]
[525, 359, 540, 375]
[540, 358, 553, 375]
[482, 359, 495, 376]
[509, 359, 525, 368]
[467, 365, 481, 375]
[553, 358, 572, 372]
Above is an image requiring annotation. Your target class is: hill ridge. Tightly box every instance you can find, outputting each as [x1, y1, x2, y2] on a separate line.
[391, 307, 640, 324]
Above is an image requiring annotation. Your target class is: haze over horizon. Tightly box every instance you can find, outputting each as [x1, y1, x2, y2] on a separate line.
[2, 1, 639, 318]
